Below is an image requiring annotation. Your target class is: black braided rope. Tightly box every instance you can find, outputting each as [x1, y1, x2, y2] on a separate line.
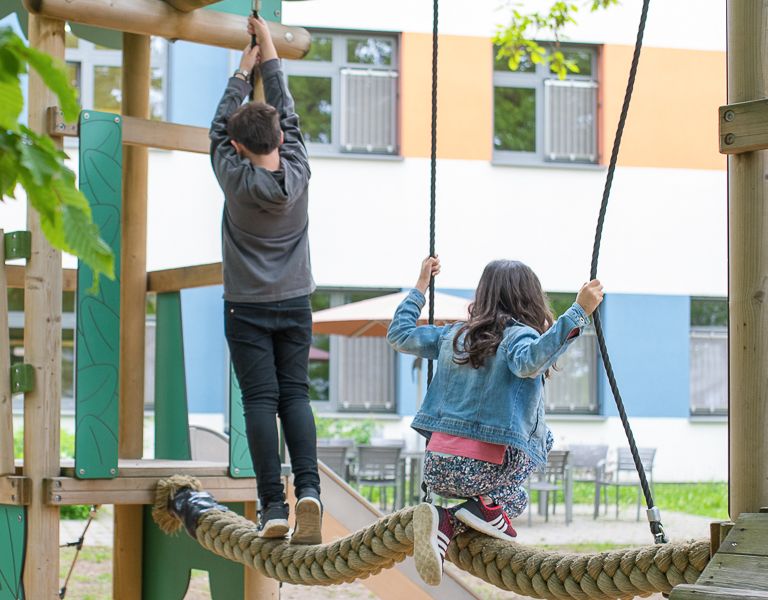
[589, 0, 663, 543]
[427, 0, 439, 386]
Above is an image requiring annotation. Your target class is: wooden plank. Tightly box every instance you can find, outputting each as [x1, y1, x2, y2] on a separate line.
[46, 475, 255, 505]
[727, 0, 768, 518]
[26, 0, 310, 57]
[23, 14, 64, 599]
[672, 584, 768, 600]
[720, 100, 768, 154]
[114, 32, 149, 600]
[717, 513, 768, 556]
[5, 264, 77, 291]
[698, 554, 768, 592]
[0, 229, 13, 477]
[147, 262, 222, 292]
[0, 476, 31, 506]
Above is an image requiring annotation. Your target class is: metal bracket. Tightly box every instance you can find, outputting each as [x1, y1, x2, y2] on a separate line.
[719, 99, 768, 154]
[46, 106, 79, 138]
[10, 364, 35, 394]
[4, 231, 31, 261]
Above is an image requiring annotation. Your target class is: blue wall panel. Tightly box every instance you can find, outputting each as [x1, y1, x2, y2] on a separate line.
[180, 285, 227, 414]
[168, 42, 231, 127]
[598, 294, 690, 418]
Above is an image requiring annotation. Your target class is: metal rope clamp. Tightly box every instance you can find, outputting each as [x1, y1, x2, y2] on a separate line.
[647, 506, 669, 544]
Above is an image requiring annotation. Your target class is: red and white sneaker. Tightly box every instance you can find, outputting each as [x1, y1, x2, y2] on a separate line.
[453, 497, 517, 540]
[413, 503, 455, 586]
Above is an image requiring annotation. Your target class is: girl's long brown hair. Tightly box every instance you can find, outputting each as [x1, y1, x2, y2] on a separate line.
[453, 260, 555, 370]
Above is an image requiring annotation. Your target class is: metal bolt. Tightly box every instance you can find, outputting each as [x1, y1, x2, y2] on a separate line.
[11, 495, 15, 502]
[58, 123, 65, 130]
[79, 468, 85, 475]
[110, 468, 116, 475]
[724, 110, 735, 122]
[83, 112, 90, 120]
[114, 116, 120, 123]
[731, 542, 738, 547]
[17, 515, 22, 522]
[274, 9, 281, 17]
[54, 495, 61, 502]
[285, 31, 294, 43]
[724, 133, 736, 145]
[234, 468, 240, 474]
[55, 481, 62, 488]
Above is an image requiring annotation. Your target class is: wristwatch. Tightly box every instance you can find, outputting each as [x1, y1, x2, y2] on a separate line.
[233, 68, 249, 81]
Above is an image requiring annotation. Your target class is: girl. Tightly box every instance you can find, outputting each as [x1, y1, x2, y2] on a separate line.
[387, 257, 603, 585]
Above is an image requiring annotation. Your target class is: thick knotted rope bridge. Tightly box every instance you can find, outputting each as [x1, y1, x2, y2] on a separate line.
[153, 476, 710, 598]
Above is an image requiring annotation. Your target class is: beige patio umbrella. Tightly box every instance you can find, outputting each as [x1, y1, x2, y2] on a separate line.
[312, 291, 471, 337]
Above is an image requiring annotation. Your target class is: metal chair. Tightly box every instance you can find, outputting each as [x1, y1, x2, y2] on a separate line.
[566, 444, 608, 519]
[188, 425, 229, 462]
[527, 450, 571, 525]
[354, 445, 402, 512]
[599, 447, 657, 521]
[316, 444, 349, 481]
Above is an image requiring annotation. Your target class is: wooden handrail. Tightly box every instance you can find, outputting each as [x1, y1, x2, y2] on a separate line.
[147, 263, 222, 293]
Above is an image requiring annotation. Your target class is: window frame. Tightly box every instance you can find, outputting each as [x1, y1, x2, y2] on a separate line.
[493, 44, 599, 166]
[281, 30, 401, 158]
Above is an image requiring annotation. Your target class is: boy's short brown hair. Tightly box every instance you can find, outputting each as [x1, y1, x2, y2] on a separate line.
[227, 101, 281, 155]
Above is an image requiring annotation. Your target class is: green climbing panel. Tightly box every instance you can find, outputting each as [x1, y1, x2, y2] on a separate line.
[0, 506, 25, 600]
[154, 292, 191, 460]
[75, 110, 122, 480]
[228, 367, 254, 478]
[143, 504, 246, 599]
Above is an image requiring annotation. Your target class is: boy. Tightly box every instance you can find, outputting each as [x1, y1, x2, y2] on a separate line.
[209, 16, 322, 545]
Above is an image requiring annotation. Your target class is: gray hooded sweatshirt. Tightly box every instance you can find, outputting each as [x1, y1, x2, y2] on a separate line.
[210, 59, 315, 303]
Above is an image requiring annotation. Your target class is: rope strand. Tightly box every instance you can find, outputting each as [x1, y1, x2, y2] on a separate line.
[588, 0, 665, 544]
[427, 0, 439, 386]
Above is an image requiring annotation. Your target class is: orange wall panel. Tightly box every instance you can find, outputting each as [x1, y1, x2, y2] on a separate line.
[401, 33, 492, 160]
[602, 45, 726, 171]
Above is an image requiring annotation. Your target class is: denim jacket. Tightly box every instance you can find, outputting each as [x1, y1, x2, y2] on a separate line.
[387, 289, 590, 466]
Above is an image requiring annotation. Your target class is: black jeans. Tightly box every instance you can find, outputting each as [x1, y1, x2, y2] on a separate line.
[224, 296, 320, 508]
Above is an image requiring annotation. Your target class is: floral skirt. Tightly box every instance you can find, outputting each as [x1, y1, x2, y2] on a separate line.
[423, 431, 554, 520]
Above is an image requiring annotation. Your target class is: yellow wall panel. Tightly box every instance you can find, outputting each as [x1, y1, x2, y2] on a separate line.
[602, 45, 726, 171]
[401, 33, 492, 160]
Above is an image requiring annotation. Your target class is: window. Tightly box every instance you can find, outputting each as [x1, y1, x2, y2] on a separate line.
[543, 292, 599, 414]
[65, 26, 168, 121]
[282, 32, 399, 156]
[690, 298, 727, 415]
[493, 45, 598, 165]
[311, 289, 398, 413]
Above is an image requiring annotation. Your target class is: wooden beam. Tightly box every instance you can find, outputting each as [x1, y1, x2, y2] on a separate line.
[147, 262, 222, 292]
[46, 475, 255, 505]
[0, 476, 30, 506]
[162, 0, 223, 12]
[6, 264, 77, 291]
[24, 14, 64, 599]
[727, 0, 768, 519]
[719, 100, 768, 154]
[23, 0, 310, 57]
[0, 229, 14, 477]
[49, 106, 210, 154]
[114, 31, 150, 600]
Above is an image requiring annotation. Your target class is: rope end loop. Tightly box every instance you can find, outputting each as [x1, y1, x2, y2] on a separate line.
[647, 507, 668, 544]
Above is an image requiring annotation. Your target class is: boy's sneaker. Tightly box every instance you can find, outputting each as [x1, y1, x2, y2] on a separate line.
[413, 503, 455, 586]
[257, 502, 290, 539]
[291, 488, 323, 545]
[453, 497, 517, 541]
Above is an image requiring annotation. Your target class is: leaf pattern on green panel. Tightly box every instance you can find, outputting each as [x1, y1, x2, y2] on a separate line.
[75, 112, 121, 480]
[0, 506, 25, 600]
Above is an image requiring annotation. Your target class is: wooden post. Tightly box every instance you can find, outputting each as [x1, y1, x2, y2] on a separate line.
[0, 229, 13, 477]
[24, 14, 64, 598]
[113, 32, 150, 600]
[727, 0, 768, 519]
